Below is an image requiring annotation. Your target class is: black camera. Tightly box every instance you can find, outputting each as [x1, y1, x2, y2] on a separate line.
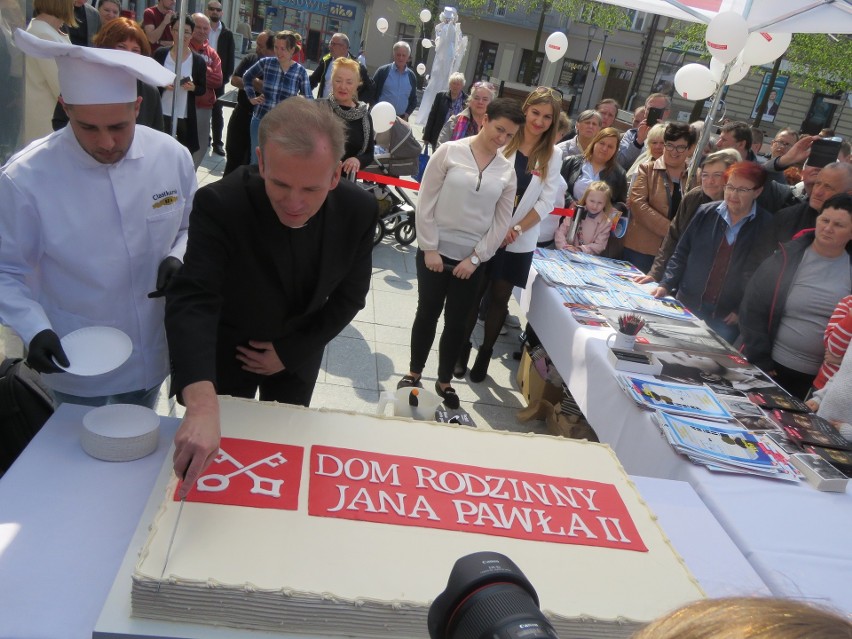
[428, 552, 559, 639]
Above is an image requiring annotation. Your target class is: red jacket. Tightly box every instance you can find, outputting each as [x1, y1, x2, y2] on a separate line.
[190, 40, 223, 109]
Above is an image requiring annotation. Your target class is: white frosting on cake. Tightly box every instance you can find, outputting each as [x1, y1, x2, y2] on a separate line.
[132, 397, 704, 638]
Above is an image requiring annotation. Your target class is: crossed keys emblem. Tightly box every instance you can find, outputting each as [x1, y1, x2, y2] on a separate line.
[196, 448, 287, 498]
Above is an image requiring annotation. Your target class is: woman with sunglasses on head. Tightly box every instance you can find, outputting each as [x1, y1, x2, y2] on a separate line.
[399, 98, 525, 405]
[650, 162, 775, 345]
[455, 87, 563, 382]
[623, 122, 697, 272]
[555, 109, 602, 160]
[437, 81, 495, 146]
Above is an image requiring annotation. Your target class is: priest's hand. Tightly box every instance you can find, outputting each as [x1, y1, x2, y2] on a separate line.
[27, 329, 69, 374]
[236, 340, 285, 375]
[173, 381, 221, 499]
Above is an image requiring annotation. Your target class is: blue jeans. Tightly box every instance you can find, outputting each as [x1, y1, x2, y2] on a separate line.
[249, 115, 261, 165]
[622, 247, 655, 274]
[698, 301, 740, 346]
[51, 385, 160, 410]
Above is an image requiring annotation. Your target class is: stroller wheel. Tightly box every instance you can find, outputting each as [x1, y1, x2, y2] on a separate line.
[394, 220, 416, 245]
[373, 220, 385, 246]
[381, 214, 401, 232]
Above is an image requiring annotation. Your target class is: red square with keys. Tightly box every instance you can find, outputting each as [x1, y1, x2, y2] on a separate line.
[174, 437, 304, 510]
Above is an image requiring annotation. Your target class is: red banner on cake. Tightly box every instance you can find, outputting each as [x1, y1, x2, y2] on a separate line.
[308, 446, 647, 551]
[176, 437, 304, 510]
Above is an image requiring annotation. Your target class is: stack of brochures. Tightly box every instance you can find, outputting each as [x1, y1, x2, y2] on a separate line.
[652, 412, 801, 481]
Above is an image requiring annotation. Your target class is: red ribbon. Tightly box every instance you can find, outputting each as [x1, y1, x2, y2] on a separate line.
[355, 171, 422, 191]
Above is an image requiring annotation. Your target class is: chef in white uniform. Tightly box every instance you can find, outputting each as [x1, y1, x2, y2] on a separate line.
[0, 30, 196, 407]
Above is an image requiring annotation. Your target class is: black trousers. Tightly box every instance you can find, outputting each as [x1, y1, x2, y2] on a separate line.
[410, 249, 485, 383]
[211, 87, 225, 146]
[224, 107, 252, 175]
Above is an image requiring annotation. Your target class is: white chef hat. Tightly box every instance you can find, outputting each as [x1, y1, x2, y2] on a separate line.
[14, 28, 175, 105]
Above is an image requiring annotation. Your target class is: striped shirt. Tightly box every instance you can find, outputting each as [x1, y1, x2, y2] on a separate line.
[243, 58, 312, 119]
[814, 295, 852, 389]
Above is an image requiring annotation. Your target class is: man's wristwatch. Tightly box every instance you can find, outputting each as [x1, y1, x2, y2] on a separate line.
[470, 254, 481, 266]
[513, 224, 523, 236]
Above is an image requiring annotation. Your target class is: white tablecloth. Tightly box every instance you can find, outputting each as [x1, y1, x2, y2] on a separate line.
[0, 403, 768, 639]
[524, 273, 852, 612]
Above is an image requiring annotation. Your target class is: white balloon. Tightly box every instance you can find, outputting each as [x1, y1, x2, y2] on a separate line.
[376, 17, 388, 34]
[674, 63, 717, 101]
[416, 62, 426, 75]
[419, 8, 431, 23]
[705, 11, 748, 64]
[544, 31, 568, 63]
[421, 38, 432, 48]
[741, 31, 792, 66]
[371, 102, 396, 134]
[709, 56, 750, 85]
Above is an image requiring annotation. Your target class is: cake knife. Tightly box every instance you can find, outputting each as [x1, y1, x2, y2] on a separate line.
[157, 494, 185, 592]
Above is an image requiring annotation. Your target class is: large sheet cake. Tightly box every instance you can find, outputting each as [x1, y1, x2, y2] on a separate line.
[132, 397, 704, 637]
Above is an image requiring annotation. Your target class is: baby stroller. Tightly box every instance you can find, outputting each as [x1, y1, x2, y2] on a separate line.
[359, 117, 421, 246]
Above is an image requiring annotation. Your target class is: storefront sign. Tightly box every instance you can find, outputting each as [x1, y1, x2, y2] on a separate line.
[276, 0, 329, 12]
[329, 2, 356, 18]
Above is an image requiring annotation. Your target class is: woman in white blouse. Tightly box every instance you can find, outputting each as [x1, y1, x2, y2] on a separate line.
[457, 86, 563, 383]
[399, 98, 525, 406]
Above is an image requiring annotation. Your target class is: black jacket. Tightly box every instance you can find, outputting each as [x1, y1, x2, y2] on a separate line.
[165, 167, 377, 393]
[739, 232, 852, 372]
[773, 200, 817, 245]
[660, 202, 775, 319]
[153, 47, 207, 152]
[423, 90, 467, 148]
[560, 155, 628, 205]
[212, 24, 236, 90]
[310, 53, 373, 104]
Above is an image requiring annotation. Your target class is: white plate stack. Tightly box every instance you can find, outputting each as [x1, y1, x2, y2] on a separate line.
[81, 405, 160, 462]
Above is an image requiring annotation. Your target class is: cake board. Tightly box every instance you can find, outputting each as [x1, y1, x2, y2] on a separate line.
[92, 439, 328, 639]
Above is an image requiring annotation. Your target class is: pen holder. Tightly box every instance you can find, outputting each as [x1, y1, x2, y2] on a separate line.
[607, 331, 637, 351]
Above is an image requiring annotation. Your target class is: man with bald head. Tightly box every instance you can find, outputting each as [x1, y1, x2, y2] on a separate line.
[188, 12, 223, 168]
[774, 162, 852, 244]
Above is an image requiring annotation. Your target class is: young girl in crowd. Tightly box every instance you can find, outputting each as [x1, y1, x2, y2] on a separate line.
[554, 181, 616, 255]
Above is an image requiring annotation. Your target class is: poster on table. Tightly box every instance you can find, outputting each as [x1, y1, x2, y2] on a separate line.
[751, 74, 789, 122]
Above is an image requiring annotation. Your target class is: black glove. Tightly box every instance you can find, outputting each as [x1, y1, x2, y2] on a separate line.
[148, 256, 183, 298]
[27, 329, 69, 374]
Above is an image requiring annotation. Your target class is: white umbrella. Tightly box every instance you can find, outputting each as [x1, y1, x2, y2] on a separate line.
[590, 0, 852, 33]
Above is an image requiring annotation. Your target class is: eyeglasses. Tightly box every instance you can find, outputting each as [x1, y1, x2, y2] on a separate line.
[724, 185, 756, 194]
[473, 81, 496, 91]
[207, 6, 222, 10]
[664, 142, 689, 153]
[534, 86, 563, 99]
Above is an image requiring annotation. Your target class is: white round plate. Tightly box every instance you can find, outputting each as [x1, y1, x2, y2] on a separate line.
[59, 326, 132, 376]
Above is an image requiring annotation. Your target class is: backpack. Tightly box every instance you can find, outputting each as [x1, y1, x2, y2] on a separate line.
[0, 358, 56, 473]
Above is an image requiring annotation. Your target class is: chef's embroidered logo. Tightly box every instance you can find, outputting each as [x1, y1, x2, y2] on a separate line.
[175, 437, 304, 510]
[152, 188, 178, 209]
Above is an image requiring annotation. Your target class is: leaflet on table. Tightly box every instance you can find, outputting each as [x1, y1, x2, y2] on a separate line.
[768, 409, 852, 451]
[802, 445, 852, 477]
[629, 295, 698, 321]
[616, 374, 733, 420]
[600, 309, 735, 357]
[638, 346, 778, 395]
[654, 412, 792, 478]
[533, 259, 610, 289]
[716, 394, 765, 417]
[563, 251, 642, 274]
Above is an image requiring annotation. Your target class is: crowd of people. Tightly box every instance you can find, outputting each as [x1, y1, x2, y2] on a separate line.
[3, 0, 852, 479]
